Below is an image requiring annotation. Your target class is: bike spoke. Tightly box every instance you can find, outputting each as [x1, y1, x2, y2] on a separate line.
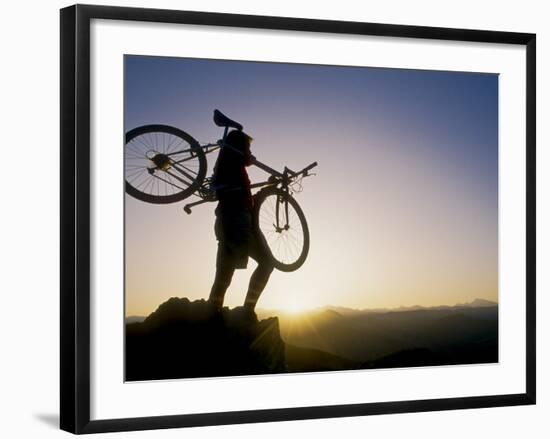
[153, 171, 186, 193]
[258, 192, 306, 266]
[165, 134, 180, 154]
[163, 168, 194, 188]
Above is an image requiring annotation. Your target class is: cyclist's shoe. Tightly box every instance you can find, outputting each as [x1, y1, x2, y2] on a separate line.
[231, 306, 259, 325]
[242, 306, 258, 324]
[204, 300, 225, 324]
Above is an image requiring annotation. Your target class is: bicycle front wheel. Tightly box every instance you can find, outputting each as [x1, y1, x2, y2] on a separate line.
[253, 187, 310, 272]
[125, 125, 207, 204]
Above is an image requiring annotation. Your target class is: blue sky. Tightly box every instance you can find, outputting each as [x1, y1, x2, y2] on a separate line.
[124, 55, 498, 315]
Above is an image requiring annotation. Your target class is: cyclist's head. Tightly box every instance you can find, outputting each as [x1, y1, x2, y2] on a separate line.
[225, 129, 253, 166]
[226, 129, 252, 151]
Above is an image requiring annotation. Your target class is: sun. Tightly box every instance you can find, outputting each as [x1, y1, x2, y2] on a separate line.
[281, 297, 314, 314]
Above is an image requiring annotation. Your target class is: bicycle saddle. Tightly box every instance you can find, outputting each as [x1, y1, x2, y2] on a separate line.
[213, 109, 243, 131]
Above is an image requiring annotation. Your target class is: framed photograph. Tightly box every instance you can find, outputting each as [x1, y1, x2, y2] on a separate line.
[60, 4, 536, 434]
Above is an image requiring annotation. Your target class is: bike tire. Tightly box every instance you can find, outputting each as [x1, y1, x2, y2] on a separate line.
[125, 124, 207, 204]
[253, 186, 310, 272]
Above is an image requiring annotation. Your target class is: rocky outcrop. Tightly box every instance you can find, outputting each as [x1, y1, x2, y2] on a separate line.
[125, 297, 286, 381]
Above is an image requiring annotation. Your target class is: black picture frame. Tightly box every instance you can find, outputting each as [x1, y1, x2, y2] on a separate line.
[60, 4, 536, 434]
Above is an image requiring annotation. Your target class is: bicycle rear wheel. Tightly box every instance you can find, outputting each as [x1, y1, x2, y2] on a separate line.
[125, 125, 207, 204]
[253, 187, 310, 272]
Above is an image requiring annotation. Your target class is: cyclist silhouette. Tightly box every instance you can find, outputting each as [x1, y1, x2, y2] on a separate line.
[208, 129, 274, 316]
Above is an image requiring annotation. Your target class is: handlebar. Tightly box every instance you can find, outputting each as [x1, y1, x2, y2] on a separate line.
[300, 161, 318, 175]
[289, 161, 318, 178]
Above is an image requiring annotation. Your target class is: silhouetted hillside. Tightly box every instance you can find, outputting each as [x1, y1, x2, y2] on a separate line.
[278, 306, 498, 365]
[125, 315, 145, 324]
[285, 344, 359, 373]
[364, 348, 449, 368]
[126, 298, 286, 381]
[126, 298, 498, 381]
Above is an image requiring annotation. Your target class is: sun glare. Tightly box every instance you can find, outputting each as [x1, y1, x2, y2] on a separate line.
[282, 297, 314, 314]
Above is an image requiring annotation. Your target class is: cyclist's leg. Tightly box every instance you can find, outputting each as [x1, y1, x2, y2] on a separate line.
[244, 237, 274, 311]
[208, 242, 236, 310]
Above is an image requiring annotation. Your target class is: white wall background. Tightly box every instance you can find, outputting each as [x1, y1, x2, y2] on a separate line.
[0, 0, 547, 437]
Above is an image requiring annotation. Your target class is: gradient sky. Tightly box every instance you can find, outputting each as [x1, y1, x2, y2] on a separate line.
[124, 55, 498, 316]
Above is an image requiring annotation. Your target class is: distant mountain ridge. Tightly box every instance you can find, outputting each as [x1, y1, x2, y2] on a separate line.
[126, 298, 498, 324]
[322, 298, 497, 315]
[256, 298, 497, 320]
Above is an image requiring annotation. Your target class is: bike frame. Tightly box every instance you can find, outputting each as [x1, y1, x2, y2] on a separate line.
[164, 125, 316, 215]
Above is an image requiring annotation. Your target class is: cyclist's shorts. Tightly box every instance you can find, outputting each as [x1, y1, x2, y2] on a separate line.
[214, 209, 254, 269]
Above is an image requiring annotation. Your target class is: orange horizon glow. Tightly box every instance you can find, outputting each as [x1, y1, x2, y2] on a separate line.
[124, 57, 498, 318]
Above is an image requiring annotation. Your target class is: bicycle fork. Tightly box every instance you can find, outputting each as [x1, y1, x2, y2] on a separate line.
[274, 189, 290, 232]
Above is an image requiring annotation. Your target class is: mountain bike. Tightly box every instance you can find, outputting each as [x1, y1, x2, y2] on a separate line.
[125, 109, 317, 272]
